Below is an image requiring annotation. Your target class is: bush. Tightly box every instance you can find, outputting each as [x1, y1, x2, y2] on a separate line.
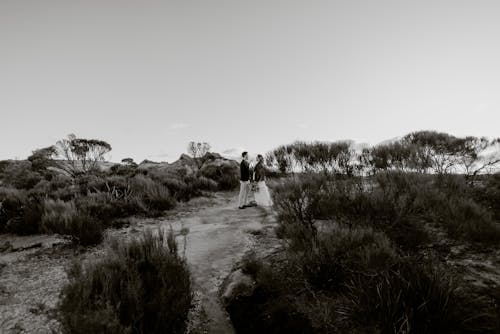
[66, 213, 104, 246]
[345, 259, 499, 333]
[273, 173, 431, 251]
[440, 197, 500, 245]
[0, 160, 42, 189]
[272, 174, 326, 232]
[0, 187, 27, 232]
[59, 229, 192, 333]
[227, 254, 314, 334]
[294, 225, 398, 291]
[41, 199, 79, 233]
[199, 162, 239, 190]
[41, 199, 104, 245]
[473, 173, 500, 221]
[131, 175, 176, 213]
[10, 196, 43, 235]
[0, 188, 42, 235]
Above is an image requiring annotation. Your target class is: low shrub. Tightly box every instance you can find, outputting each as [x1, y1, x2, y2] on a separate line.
[272, 174, 326, 231]
[41, 198, 104, 245]
[199, 162, 239, 190]
[295, 225, 398, 291]
[65, 213, 104, 246]
[473, 173, 500, 221]
[0, 160, 43, 190]
[0, 188, 42, 235]
[227, 254, 314, 334]
[9, 196, 43, 235]
[131, 175, 176, 213]
[440, 197, 500, 245]
[345, 259, 500, 333]
[0, 187, 27, 232]
[59, 229, 192, 333]
[41, 199, 79, 234]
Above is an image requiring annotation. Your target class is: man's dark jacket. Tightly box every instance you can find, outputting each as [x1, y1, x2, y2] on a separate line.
[240, 160, 250, 181]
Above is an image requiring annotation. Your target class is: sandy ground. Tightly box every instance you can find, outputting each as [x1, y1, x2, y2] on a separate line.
[0, 191, 274, 334]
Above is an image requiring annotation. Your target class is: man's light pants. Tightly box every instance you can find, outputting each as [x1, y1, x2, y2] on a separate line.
[238, 181, 250, 207]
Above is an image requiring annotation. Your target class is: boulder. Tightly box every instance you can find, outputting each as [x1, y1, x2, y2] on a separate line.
[220, 269, 255, 305]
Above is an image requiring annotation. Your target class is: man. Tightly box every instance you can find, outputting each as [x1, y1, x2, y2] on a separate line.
[238, 151, 250, 209]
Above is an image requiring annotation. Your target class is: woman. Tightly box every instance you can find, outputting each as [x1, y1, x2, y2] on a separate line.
[252, 154, 273, 207]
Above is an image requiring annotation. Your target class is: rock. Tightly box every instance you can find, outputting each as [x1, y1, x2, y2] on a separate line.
[220, 269, 255, 305]
[0, 241, 12, 253]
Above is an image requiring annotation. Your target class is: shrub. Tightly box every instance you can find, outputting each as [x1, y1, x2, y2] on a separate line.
[199, 162, 239, 190]
[41, 198, 104, 245]
[345, 259, 499, 333]
[0, 188, 42, 235]
[473, 173, 500, 221]
[0, 187, 27, 232]
[272, 174, 326, 232]
[192, 176, 218, 191]
[66, 213, 104, 246]
[273, 173, 430, 251]
[41, 199, 78, 233]
[9, 196, 43, 235]
[59, 229, 192, 333]
[440, 197, 500, 245]
[76, 191, 144, 221]
[296, 226, 398, 291]
[0, 160, 42, 189]
[227, 254, 314, 334]
[131, 175, 176, 213]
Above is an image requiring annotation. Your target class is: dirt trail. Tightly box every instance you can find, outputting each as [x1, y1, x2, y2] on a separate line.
[0, 192, 273, 334]
[159, 192, 271, 334]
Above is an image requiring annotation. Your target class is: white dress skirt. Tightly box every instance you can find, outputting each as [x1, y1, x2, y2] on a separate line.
[254, 181, 273, 207]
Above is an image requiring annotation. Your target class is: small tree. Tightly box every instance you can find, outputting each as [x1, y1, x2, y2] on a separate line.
[266, 145, 296, 175]
[458, 136, 500, 183]
[121, 157, 138, 167]
[28, 146, 57, 173]
[187, 141, 211, 167]
[54, 134, 112, 177]
[402, 131, 462, 174]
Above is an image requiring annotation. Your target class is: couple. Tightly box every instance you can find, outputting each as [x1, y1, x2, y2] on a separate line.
[238, 151, 273, 209]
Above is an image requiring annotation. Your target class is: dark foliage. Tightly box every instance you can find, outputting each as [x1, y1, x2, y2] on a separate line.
[59, 229, 192, 334]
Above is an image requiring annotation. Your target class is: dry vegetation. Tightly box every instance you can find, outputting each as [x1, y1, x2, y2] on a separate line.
[226, 130, 500, 334]
[0, 136, 239, 333]
[1, 131, 500, 333]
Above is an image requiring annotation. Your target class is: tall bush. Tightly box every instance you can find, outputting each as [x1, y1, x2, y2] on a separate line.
[59, 229, 192, 334]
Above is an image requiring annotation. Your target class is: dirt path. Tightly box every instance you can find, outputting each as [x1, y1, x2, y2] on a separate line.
[159, 192, 271, 334]
[0, 192, 273, 334]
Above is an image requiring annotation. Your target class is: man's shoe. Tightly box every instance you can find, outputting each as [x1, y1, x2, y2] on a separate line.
[238, 206, 246, 209]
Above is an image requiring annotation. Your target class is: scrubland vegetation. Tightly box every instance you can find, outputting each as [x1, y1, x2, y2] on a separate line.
[227, 130, 500, 333]
[0, 135, 239, 333]
[2, 130, 500, 333]
[0, 134, 239, 245]
[59, 229, 192, 334]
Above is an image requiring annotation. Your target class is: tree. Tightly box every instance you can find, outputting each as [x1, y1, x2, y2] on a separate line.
[458, 136, 500, 182]
[54, 134, 112, 177]
[369, 142, 421, 172]
[121, 158, 138, 167]
[402, 131, 463, 174]
[28, 146, 57, 173]
[266, 145, 296, 175]
[187, 141, 211, 168]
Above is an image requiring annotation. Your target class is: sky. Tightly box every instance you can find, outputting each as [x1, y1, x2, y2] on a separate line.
[1, 0, 499, 162]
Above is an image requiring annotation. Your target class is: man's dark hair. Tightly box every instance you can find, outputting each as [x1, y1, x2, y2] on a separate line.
[242, 151, 248, 158]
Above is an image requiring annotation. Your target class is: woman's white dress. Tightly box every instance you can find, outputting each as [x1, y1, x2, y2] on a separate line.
[254, 181, 273, 207]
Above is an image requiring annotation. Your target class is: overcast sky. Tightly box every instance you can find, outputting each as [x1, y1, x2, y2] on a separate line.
[1, 0, 499, 162]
